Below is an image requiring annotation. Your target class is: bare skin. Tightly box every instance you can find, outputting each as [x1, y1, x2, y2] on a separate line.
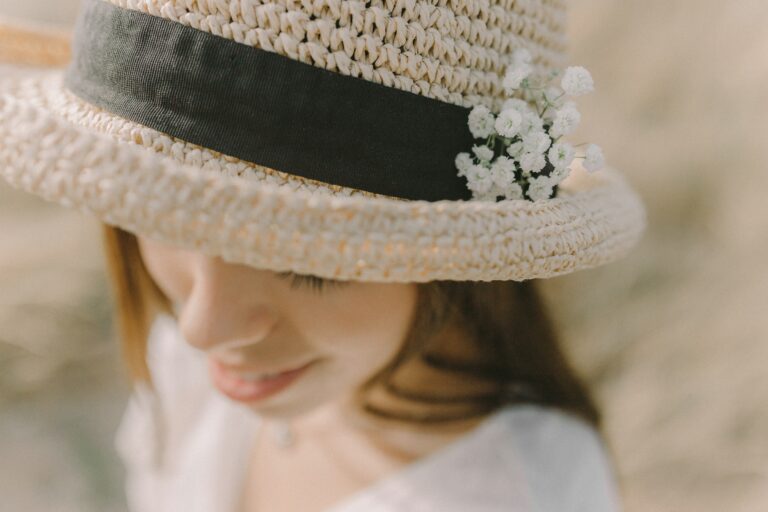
[137, 236, 496, 512]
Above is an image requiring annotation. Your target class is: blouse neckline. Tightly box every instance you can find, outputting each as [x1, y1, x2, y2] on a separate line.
[229, 402, 518, 512]
[125, 315, 621, 512]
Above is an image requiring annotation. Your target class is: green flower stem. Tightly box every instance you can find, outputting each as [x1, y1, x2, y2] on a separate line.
[538, 97, 548, 117]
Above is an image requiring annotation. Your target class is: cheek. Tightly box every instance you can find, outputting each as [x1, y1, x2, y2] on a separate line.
[295, 284, 418, 367]
[137, 238, 195, 303]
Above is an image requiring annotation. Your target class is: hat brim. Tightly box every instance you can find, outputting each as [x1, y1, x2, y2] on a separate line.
[0, 66, 646, 282]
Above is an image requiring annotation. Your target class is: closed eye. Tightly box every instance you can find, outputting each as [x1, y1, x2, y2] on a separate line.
[276, 271, 349, 293]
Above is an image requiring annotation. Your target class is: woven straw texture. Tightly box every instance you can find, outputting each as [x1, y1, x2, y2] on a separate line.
[0, 66, 646, 283]
[0, 1, 647, 283]
[106, 0, 567, 112]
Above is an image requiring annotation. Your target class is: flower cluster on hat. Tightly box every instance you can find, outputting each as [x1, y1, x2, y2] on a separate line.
[455, 48, 605, 202]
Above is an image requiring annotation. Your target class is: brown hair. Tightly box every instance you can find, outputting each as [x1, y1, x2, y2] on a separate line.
[103, 224, 602, 430]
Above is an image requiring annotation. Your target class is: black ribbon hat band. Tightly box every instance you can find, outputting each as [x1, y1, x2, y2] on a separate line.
[64, 0, 476, 201]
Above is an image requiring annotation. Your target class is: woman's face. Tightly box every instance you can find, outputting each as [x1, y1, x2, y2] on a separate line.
[136, 236, 418, 420]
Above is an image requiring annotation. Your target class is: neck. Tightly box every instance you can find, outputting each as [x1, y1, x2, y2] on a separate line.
[285, 349, 499, 460]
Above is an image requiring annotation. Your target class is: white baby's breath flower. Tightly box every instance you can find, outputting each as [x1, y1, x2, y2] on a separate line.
[502, 63, 532, 94]
[512, 48, 533, 67]
[561, 66, 594, 96]
[519, 151, 547, 174]
[472, 144, 494, 162]
[506, 141, 524, 158]
[465, 164, 494, 195]
[548, 142, 575, 171]
[477, 193, 501, 202]
[490, 156, 517, 189]
[455, 152, 474, 177]
[494, 108, 523, 138]
[540, 85, 565, 122]
[548, 165, 571, 186]
[550, 102, 581, 138]
[503, 182, 525, 201]
[544, 85, 565, 106]
[583, 143, 605, 173]
[527, 175, 554, 201]
[501, 97, 533, 115]
[542, 108, 557, 125]
[522, 131, 551, 155]
[467, 104, 496, 139]
[519, 111, 545, 137]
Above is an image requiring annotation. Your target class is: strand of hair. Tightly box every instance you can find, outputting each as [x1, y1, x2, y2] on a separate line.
[383, 379, 503, 404]
[420, 352, 508, 379]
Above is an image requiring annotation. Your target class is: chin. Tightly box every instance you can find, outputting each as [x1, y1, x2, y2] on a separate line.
[246, 384, 353, 424]
[241, 385, 335, 421]
[244, 399, 314, 420]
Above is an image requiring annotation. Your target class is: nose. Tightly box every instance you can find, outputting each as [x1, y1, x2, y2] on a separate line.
[177, 256, 278, 354]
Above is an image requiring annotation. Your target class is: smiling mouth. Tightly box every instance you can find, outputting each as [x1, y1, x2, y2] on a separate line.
[210, 357, 317, 379]
[208, 358, 318, 403]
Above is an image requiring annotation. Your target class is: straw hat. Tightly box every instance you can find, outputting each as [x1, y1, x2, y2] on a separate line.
[0, 0, 645, 283]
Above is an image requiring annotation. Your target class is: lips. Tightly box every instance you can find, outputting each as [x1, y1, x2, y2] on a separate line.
[208, 357, 318, 403]
[210, 357, 315, 376]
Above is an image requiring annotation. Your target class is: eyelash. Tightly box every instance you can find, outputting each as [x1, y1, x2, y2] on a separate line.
[277, 271, 348, 292]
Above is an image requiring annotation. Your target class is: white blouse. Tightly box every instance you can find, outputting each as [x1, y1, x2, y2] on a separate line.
[115, 314, 623, 512]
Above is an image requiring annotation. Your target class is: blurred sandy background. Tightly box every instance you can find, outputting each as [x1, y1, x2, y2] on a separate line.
[1, 1, 766, 511]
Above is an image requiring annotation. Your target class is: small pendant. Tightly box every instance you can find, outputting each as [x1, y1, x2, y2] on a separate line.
[272, 420, 295, 448]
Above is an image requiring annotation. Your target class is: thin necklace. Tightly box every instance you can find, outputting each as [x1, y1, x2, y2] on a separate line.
[271, 419, 296, 448]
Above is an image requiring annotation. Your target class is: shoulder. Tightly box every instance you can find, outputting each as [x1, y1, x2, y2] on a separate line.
[354, 403, 624, 512]
[115, 314, 254, 467]
[114, 314, 211, 467]
[493, 404, 623, 512]
[114, 314, 262, 511]
[143, 312, 215, 434]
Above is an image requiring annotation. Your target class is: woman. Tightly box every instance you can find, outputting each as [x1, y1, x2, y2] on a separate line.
[0, 0, 646, 510]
